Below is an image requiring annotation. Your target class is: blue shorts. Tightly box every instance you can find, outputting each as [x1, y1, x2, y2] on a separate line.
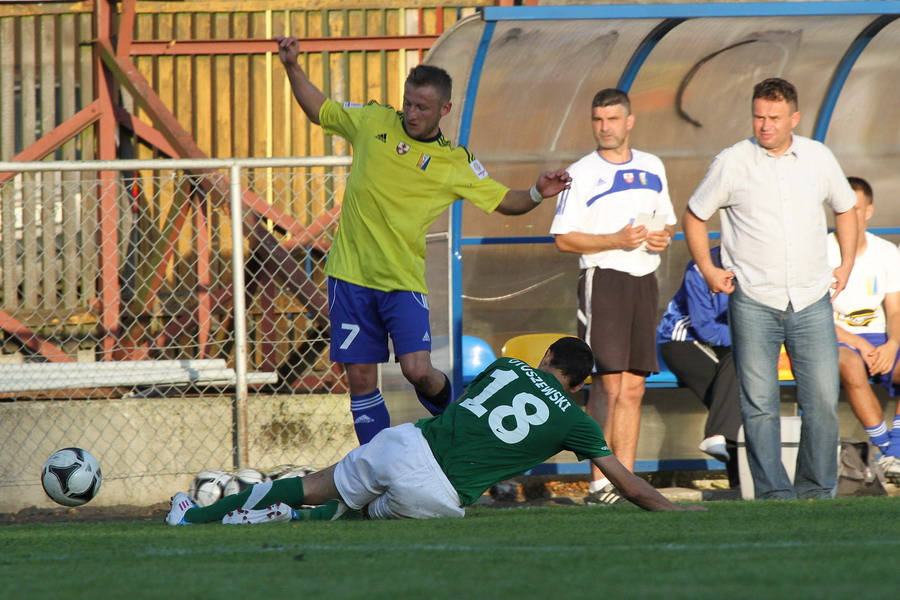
[839, 332, 900, 397]
[327, 277, 432, 364]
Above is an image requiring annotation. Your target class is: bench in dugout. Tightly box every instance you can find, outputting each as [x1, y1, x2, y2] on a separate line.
[488, 333, 798, 475]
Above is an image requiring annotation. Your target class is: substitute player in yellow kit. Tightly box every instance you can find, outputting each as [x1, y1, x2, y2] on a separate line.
[276, 36, 571, 443]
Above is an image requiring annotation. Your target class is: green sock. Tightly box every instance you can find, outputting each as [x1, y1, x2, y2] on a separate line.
[185, 476, 305, 524]
[294, 499, 341, 521]
[294, 499, 364, 521]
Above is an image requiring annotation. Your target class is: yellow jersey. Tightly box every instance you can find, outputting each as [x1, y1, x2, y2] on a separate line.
[319, 99, 509, 293]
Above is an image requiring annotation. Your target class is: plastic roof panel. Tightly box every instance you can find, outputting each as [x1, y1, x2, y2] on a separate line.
[827, 16, 900, 226]
[628, 15, 878, 156]
[419, 2, 900, 386]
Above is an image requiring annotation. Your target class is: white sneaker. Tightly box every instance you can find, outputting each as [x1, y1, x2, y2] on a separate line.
[166, 492, 196, 526]
[877, 455, 900, 482]
[699, 434, 730, 462]
[222, 502, 294, 525]
[583, 483, 627, 505]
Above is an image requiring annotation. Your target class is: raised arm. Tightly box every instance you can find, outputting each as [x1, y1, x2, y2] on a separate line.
[276, 36, 327, 124]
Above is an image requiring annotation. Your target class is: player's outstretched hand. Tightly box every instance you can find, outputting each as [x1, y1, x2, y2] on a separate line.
[276, 36, 301, 66]
[535, 169, 572, 198]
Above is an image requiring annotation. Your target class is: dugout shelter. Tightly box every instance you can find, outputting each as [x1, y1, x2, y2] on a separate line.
[398, 2, 900, 417]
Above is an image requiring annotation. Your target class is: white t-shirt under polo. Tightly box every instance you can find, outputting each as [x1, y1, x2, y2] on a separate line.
[688, 136, 856, 312]
[550, 149, 675, 277]
[828, 232, 900, 335]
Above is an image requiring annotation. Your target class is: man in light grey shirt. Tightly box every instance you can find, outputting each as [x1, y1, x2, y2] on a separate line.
[683, 78, 857, 499]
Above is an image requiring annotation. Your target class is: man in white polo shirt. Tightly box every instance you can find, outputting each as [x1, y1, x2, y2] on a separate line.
[683, 78, 858, 499]
[551, 88, 676, 504]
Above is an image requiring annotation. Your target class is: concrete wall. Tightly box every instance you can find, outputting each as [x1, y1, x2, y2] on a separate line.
[0, 387, 886, 513]
[0, 393, 356, 513]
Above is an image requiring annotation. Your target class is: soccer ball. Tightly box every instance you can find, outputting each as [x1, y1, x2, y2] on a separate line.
[41, 447, 102, 507]
[189, 469, 232, 507]
[223, 468, 268, 496]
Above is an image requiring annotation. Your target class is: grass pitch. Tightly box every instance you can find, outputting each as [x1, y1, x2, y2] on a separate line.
[3, 497, 899, 600]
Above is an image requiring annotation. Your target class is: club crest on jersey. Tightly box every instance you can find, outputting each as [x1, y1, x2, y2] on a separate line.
[396, 142, 410, 155]
[417, 154, 431, 171]
[624, 172, 634, 184]
[469, 159, 488, 179]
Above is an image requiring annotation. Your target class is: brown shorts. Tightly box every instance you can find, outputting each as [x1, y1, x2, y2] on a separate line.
[577, 267, 659, 375]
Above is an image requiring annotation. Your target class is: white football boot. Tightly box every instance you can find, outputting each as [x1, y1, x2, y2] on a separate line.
[165, 492, 196, 526]
[222, 502, 294, 525]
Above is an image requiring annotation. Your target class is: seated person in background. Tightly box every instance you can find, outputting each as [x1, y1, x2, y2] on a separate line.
[167, 337, 704, 525]
[829, 177, 900, 481]
[657, 246, 741, 487]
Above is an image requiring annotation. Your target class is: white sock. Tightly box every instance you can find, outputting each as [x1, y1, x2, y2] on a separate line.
[589, 478, 610, 493]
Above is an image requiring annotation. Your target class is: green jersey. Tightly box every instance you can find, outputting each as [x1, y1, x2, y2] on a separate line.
[319, 99, 509, 293]
[416, 357, 611, 506]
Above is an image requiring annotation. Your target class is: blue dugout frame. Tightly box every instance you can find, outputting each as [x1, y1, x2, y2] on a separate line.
[449, 2, 900, 393]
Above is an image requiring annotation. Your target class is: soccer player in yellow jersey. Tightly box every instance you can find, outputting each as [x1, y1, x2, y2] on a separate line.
[276, 37, 572, 443]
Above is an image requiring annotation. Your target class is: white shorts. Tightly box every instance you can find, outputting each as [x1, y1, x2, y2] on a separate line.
[333, 423, 465, 520]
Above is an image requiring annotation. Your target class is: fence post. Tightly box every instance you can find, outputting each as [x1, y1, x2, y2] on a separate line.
[230, 164, 250, 468]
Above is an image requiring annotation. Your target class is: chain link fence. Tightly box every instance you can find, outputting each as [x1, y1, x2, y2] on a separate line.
[0, 157, 359, 511]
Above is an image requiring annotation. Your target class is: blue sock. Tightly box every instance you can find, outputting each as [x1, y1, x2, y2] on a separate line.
[350, 389, 389, 444]
[865, 421, 890, 455]
[416, 373, 453, 416]
[887, 416, 900, 457]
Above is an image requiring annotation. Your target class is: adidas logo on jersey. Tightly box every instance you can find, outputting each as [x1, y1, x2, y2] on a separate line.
[422, 332, 430, 342]
[375, 133, 387, 142]
[354, 414, 375, 424]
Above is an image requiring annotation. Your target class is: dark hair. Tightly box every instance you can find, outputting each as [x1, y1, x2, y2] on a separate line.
[592, 88, 631, 114]
[546, 337, 595, 388]
[406, 65, 452, 102]
[752, 78, 798, 112]
[847, 176, 873, 204]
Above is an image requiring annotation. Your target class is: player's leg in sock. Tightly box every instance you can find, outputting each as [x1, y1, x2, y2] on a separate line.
[398, 351, 453, 416]
[184, 477, 305, 524]
[344, 362, 389, 444]
[350, 389, 390, 444]
[389, 293, 452, 415]
[865, 422, 891, 455]
[840, 345, 891, 454]
[291, 499, 364, 521]
[888, 414, 900, 457]
[415, 373, 452, 416]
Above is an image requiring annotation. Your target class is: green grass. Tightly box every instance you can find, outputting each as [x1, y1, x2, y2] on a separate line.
[3, 498, 900, 600]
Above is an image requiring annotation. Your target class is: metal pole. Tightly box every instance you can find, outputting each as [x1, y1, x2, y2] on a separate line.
[230, 164, 250, 469]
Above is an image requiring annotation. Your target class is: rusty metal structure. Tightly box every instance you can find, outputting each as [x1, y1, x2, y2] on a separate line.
[0, 0, 507, 380]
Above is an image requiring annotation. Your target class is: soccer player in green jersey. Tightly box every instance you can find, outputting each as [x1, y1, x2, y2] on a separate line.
[167, 337, 704, 525]
[274, 36, 573, 444]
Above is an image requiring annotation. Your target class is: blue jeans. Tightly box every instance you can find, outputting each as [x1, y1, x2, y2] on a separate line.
[729, 288, 839, 499]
